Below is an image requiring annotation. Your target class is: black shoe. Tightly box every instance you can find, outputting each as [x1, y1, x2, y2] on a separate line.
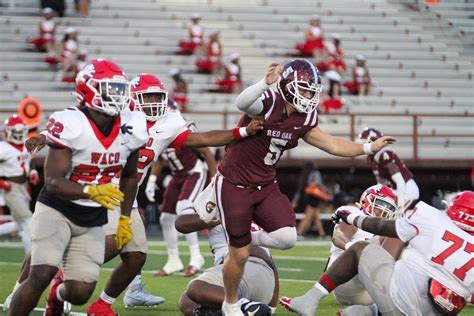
[240, 300, 271, 316]
[193, 306, 223, 316]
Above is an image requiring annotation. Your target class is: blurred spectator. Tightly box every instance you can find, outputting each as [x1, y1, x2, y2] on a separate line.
[30, 7, 57, 54]
[321, 70, 344, 112]
[292, 162, 330, 239]
[326, 34, 346, 77]
[344, 54, 371, 96]
[169, 68, 189, 112]
[177, 13, 204, 55]
[41, 0, 66, 17]
[76, 49, 88, 71]
[196, 30, 223, 74]
[75, 0, 90, 17]
[57, 27, 80, 82]
[211, 53, 243, 93]
[294, 15, 325, 60]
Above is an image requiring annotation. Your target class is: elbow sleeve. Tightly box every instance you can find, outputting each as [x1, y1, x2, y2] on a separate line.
[235, 78, 269, 116]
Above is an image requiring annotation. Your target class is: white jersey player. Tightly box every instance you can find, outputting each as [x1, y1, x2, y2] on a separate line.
[8, 59, 148, 316]
[0, 115, 40, 253]
[84, 73, 264, 315]
[174, 212, 277, 315]
[327, 185, 398, 307]
[281, 191, 474, 316]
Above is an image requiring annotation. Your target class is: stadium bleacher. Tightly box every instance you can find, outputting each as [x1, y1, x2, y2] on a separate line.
[0, 0, 472, 161]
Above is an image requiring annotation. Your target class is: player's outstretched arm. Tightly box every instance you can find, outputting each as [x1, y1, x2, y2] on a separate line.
[44, 147, 90, 200]
[334, 207, 400, 238]
[183, 118, 264, 148]
[175, 214, 220, 234]
[304, 127, 396, 157]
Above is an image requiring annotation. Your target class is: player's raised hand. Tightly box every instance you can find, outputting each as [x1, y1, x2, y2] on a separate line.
[265, 62, 284, 85]
[245, 117, 264, 135]
[370, 136, 396, 153]
[83, 184, 124, 210]
[332, 206, 361, 225]
[25, 134, 46, 155]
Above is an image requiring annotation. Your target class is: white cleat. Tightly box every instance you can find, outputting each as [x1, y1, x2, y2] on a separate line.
[153, 259, 184, 276]
[124, 283, 166, 307]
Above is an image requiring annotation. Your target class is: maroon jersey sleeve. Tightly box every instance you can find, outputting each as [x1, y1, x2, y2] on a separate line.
[377, 149, 396, 167]
[375, 149, 414, 182]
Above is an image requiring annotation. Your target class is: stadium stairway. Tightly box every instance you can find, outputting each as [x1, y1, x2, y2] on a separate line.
[0, 0, 472, 161]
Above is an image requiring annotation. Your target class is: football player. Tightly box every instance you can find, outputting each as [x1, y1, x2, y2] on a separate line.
[12, 73, 263, 315]
[149, 118, 216, 278]
[328, 185, 397, 307]
[0, 115, 40, 252]
[359, 127, 419, 215]
[211, 59, 395, 316]
[175, 214, 277, 316]
[7, 59, 148, 316]
[280, 191, 473, 316]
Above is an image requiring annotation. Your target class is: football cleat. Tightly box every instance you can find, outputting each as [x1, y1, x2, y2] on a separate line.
[184, 255, 205, 277]
[153, 259, 184, 276]
[193, 306, 223, 316]
[44, 271, 65, 316]
[239, 298, 271, 316]
[279, 296, 317, 316]
[2, 291, 13, 311]
[123, 283, 165, 307]
[86, 299, 118, 316]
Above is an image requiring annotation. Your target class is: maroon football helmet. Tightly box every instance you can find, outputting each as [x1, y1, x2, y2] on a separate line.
[358, 127, 383, 143]
[277, 59, 323, 113]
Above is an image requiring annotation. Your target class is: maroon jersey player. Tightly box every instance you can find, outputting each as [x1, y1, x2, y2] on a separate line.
[209, 59, 396, 315]
[359, 127, 419, 214]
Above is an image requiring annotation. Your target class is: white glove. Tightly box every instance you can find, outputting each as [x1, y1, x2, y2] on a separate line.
[145, 175, 158, 202]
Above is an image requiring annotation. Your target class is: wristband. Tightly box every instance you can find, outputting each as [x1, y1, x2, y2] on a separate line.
[363, 142, 374, 155]
[120, 214, 130, 219]
[344, 241, 355, 250]
[232, 127, 249, 140]
[354, 214, 367, 229]
[148, 174, 157, 184]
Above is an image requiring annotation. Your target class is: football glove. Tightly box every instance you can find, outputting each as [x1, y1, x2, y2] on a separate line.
[83, 184, 124, 210]
[332, 206, 361, 225]
[145, 178, 158, 202]
[116, 216, 133, 250]
[29, 170, 41, 185]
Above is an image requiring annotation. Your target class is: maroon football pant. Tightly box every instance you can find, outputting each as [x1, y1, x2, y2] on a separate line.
[215, 175, 296, 248]
[161, 171, 207, 214]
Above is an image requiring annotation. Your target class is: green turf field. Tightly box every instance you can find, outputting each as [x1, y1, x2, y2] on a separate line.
[0, 239, 472, 315]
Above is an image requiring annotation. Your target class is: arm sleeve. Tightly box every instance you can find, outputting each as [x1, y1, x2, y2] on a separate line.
[169, 130, 191, 151]
[391, 172, 406, 205]
[235, 78, 270, 116]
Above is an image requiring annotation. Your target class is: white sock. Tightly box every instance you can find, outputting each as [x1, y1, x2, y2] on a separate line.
[160, 213, 180, 261]
[186, 232, 201, 259]
[56, 284, 65, 302]
[128, 274, 141, 288]
[100, 291, 116, 305]
[0, 222, 20, 235]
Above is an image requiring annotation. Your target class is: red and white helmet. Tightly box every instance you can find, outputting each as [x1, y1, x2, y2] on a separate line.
[130, 73, 168, 121]
[447, 191, 474, 235]
[360, 184, 397, 219]
[277, 59, 323, 113]
[74, 59, 130, 116]
[358, 127, 383, 143]
[4, 115, 27, 145]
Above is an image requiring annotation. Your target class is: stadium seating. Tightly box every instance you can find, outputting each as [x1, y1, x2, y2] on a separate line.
[0, 0, 472, 160]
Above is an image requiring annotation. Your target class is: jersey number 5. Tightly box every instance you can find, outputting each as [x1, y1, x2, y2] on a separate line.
[431, 230, 474, 281]
[264, 138, 288, 166]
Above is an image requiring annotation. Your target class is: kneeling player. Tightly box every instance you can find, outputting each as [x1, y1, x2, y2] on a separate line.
[328, 184, 397, 307]
[281, 191, 473, 316]
[175, 214, 278, 316]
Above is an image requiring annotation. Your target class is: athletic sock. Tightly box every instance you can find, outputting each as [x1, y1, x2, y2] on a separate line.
[100, 291, 116, 305]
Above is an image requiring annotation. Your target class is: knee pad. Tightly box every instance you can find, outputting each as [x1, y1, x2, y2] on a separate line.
[160, 212, 176, 227]
[269, 226, 297, 250]
[176, 199, 194, 216]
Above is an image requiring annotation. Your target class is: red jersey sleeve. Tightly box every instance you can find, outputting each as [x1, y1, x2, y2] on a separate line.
[169, 130, 191, 151]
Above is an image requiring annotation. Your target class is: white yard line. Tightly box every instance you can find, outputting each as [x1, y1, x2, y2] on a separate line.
[0, 304, 87, 315]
